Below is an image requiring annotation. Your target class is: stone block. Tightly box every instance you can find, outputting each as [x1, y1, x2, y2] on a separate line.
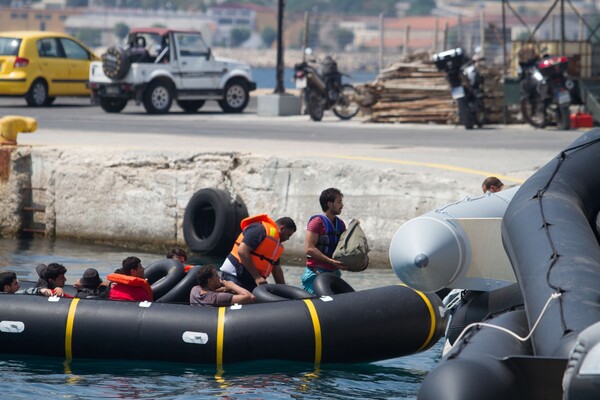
[257, 94, 301, 116]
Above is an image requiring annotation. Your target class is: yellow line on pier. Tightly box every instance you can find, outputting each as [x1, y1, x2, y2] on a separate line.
[333, 155, 525, 184]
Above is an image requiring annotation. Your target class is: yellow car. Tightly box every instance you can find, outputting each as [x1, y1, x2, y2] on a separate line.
[0, 31, 99, 106]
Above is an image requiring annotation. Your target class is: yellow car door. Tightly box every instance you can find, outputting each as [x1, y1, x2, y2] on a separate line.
[36, 38, 71, 96]
[58, 37, 92, 95]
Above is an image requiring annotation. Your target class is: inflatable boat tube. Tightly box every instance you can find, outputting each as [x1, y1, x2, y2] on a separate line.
[145, 259, 185, 300]
[390, 186, 518, 292]
[183, 188, 248, 256]
[502, 129, 600, 358]
[0, 284, 446, 365]
[563, 321, 600, 400]
[446, 283, 523, 346]
[419, 309, 532, 400]
[313, 273, 355, 296]
[156, 265, 202, 304]
[253, 284, 315, 303]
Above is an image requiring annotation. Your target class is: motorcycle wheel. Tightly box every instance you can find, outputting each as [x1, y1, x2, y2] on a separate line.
[307, 88, 325, 122]
[457, 98, 473, 129]
[332, 84, 360, 120]
[520, 97, 548, 128]
[474, 98, 485, 128]
[557, 104, 571, 130]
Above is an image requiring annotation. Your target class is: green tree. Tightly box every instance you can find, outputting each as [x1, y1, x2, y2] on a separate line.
[333, 28, 354, 50]
[230, 28, 251, 47]
[113, 22, 130, 42]
[261, 26, 277, 48]
[407, 0, 436, 16]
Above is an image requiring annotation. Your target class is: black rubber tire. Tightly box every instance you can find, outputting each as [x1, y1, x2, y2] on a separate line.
[156, 265, 201, 304]
[313, 273, 355, 296]
[557, 104, 571, 130]
[145, 259, 186, 300]
[143, 80, 173, 114]
[102, 46, 131, 80]
[25, 79, 49, 107]
[457, 97, 473, 129]
[177, 100, 205, 113]
[253, 284, 315, 303]
[332, 84, 360, 120]
[520, 96, 548, 128]
[99, 97, 127, 113]
[218, 80, 249, 113]
[475, 97, 485, 128]
[183, 188, 247, 256]
[307, 88, 324, 121]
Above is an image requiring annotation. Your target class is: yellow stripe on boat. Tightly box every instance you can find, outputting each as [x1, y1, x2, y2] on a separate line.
[412, 289, 437, 351]
[65, 298, 80, 359]
[303, 299, 322, 367]
[216, 306, 226, 369]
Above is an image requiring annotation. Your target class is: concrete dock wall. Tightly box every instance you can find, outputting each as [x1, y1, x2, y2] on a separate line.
[0, 145, 469, 267]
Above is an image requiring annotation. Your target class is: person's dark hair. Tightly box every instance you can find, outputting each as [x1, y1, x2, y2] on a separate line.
[482, 176, 504, 193]
[276, 217, 297, 232]
[122, 256, 141, 275]
[196, 265, 217, 288]
[166, 247, 187, 261]
[319, 188, 343, 212]
[0, 271, 17, 292]
[45, 263, 67, 281]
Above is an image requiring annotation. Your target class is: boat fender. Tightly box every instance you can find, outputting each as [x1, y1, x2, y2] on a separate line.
[253, 284, 315, 303]
[313, 273, 355, 296]
[183, 188, 248, 256]
[156, 265, 202, 304]
[563, 321, 600, 400]
[145, 259, 186, 300]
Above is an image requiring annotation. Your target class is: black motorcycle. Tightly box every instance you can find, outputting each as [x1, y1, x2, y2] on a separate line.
[294, 51, 360, 122]
[433, 48, 485, 129]
[518, 54, 572, 130]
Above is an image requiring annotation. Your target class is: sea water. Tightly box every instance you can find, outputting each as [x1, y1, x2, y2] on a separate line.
[252, 67, 378, 89]
[0, 238, 442, 399]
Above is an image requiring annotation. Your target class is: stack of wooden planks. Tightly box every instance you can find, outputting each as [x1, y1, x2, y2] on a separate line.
[356, 57, 517, 124]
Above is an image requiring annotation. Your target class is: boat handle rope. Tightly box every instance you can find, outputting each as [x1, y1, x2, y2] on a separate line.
[449, 292, 562, 352]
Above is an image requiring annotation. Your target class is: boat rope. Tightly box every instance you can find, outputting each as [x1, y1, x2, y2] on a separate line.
[449, 292, 562, 351]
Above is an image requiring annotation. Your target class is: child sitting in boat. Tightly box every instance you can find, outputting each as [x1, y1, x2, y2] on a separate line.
[190, 265, 255, 306]
[74, 268, 110, 299]
[0, 271, 20, 294]
[107, 256, 153, 302]
[24, 263, 70, 297]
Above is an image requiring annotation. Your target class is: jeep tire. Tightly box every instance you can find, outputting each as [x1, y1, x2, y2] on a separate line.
[99, 97, 127, 113]
[143, 80, 173, 114]
[102, 46, 131, 80]
[218, 80, 249, 113]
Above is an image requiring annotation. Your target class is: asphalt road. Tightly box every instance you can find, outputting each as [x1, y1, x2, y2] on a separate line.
[0, 96, 586, 185]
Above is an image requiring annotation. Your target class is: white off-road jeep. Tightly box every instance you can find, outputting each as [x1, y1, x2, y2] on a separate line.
[89, 28, 256, 114]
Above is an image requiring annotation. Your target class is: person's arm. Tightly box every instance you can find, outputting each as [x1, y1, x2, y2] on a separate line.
[238, 242, 267, 286]
[222, 280, 256, 304]
[305, 230, 346, 270]
[271, 264, 285, 284]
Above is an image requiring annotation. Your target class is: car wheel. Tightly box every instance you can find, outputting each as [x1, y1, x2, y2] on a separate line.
[143, 80, 173, 114]
[99, 97, 128, 113]
[25, 79, 48, 107]
[177, 100, 205, 113]
[218, 80, 249, 113]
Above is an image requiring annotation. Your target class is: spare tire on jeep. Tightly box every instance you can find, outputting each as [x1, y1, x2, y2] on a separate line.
[102, 46, 131, 80]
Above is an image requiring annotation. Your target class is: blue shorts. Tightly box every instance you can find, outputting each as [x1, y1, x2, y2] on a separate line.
[301, 266, 341, 294]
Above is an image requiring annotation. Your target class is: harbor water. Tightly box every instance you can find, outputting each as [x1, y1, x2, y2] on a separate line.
[252, 67, 378, 89]
[0, 238, 442, 399]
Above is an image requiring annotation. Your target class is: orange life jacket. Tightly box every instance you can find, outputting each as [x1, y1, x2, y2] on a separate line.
[230, 214, 284, 278]
[107, 273, 154, 301]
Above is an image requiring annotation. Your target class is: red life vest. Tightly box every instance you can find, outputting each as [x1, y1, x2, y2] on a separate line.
[107, 273, 153, 301]
[230, 214, 284, 278]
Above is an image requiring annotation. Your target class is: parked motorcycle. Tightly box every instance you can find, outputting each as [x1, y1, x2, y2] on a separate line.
[433, 48, 485, 129]
[518, 53, 572, 130]
[294, 50, 360, 121]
